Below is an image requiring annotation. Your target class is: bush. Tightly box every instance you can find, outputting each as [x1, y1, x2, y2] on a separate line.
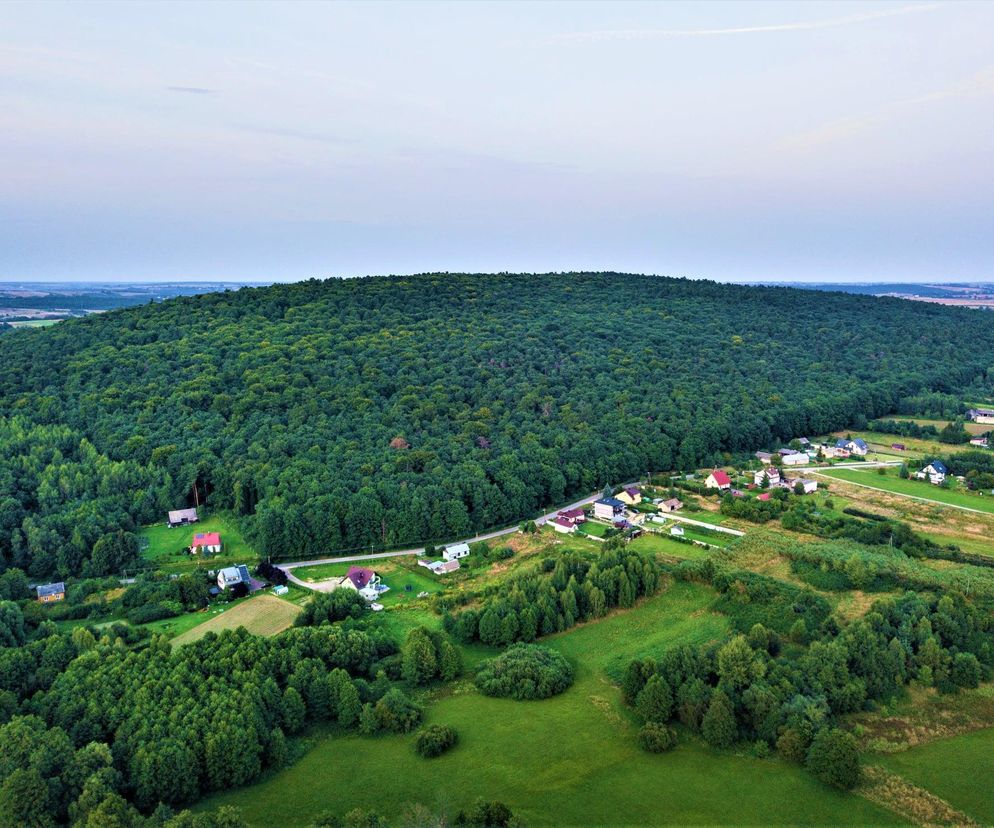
[475, 644, 574, 700]
[414, 724, 458, 758]
[372, 689, 423, 733]
[454, 800, 516, 827]
[126, 601, 182, 625]
[255, 561, 289, 585]
[805, 728, 861, 790]
[638, 722, 677, 753]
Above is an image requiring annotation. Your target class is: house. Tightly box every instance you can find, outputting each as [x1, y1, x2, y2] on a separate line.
[272, 585, 289, 596]
[757, 492, 771, 502]
[968, 408, 994, 424]
[557, 508, 586, 524]
[781, 452, 809, 466]
[670, 525, 685, 537]
[916, 460, 949, 485]
[191, 531, 222, 554]
[168, 508, 199, 527]
[704, 470, 732, 491]
[421, 559, 461, 575]
[819, 444, 847, 459]
[346, 566, 378, 590]
[795, 478, 818, 494]
[836, 438, 868, 457]
[660, 498, 683, 513]
[753, 467, 781, 487]
[593, 497, 626, 520]
[755, 451, 774, 463]
[217, 564, 251, 590]
[778, 448, 799, 457]
[798, 438, 811, 448]
[551, 516, 576, 534]
[891, 443, 906, 451]
[616, 486, 642, 506]
[970, 437, 989, 448]
[443, 542, 471, 561]
[36, 582, 66, 603]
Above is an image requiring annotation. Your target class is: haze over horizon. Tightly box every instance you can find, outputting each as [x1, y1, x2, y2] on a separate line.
[3, 0, 994, 283]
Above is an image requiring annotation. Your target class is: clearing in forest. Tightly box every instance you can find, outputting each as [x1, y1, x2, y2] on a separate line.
[171, 593, 301, 646]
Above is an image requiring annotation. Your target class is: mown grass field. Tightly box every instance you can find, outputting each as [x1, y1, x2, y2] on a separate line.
[820, 467, 994, 514]
[629, 532, 713, 560]
[876, 727, 994, 824]
[292, 559, 443, 607]
[171, 593, 301, 646]
[882, 415, 989, 436]
[140, 513, 259, 573]
[199, 581, 898, 826]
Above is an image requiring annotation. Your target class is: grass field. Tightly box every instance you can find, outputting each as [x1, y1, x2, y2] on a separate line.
[293, 560, 444, 607]
[882, 415, 989, 436]
[876, 727, 994, 824]
[577, 520, 611, 538]
[171, 593, 301, 646]
[8, 318, 62, 328]
[139, 513, 260, 574]
[629, 532, 713, 560]
[199, 580, 898, 826]
[819, 467, 994, 514]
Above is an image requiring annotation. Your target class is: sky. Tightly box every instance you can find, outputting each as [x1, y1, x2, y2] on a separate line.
[2, 0, 994, 283]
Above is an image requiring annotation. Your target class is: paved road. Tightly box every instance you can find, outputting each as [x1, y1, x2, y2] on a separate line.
[812, 470, 994, 516]
[281, 488, 615, 591]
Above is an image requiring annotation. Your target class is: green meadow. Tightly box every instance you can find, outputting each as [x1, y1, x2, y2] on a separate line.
[199, 581, 898, 826]
[820, 467, 994, 514]
[139, 513, 260, 574]
[876, 727, 994, 824]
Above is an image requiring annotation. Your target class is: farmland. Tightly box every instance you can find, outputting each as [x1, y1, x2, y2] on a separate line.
[170, 593, 302, 646]
[818, 467, 994, 514]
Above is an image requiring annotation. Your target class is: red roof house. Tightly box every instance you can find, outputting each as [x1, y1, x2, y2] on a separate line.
[192, 532, 221, 548]
[346, 566, 375, 590]
[557, 508, 586, 522]
[705, 470, 732, 489]
[757, 493, 771, 502]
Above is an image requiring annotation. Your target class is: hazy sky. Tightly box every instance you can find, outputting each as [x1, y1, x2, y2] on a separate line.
[3, 0, 994, 282]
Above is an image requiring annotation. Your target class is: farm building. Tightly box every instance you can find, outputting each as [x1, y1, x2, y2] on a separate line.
[916, 460, 948, 485]
[272, 585, 289, 596]
[191, 531, 222, 553]
[660, 498, 683, 512]
[781, 452, 809, 467]
[754, 451, 773, 463]
[704, 470, 731, 491]
[420, 559, 460, 575]
[217, 564, 251, 590]
[168, 508, 199, 527]
[670, 525, 685, 537]
[968, 408, 994, 424]
[443, 542, 470, 561]
[551, 517, 576, 534]
[795, 479, 818, 494]
[36, 582, 66, 603]
[593, 498, 626, 520]
[970, 436, 989, 448]
[616, 486, 642, 505]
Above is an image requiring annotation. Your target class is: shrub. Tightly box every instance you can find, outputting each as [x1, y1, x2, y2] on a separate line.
[372, 689, 423, 733]
[475, 644, 574, 700]
[414, 724, 458, 758]
[805, 728, 861, 790]
[638, 722, 677, 753]
[454, 800, 516, 827]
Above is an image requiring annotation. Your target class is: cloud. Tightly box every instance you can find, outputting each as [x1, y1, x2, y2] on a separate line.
[166, 86, 215, 95]
[551, 3, 940, 43]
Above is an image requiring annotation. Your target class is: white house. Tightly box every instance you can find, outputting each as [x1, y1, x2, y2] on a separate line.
[781, 453, 809, 467]
[705, 470, 732, 491]
[795, 479, 818, 494]
[753, 467, 780, 487]
[217, 564, 251, 590]
[443, 542, 471, 561]
[191, 531, 222, 554]
[916, 460, 948, 485]
[670, 525, 685, 537]
[551, 517, 576, 534]
[594, 498, 626, 520]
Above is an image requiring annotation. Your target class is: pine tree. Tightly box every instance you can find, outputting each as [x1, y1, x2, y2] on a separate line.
[701, 690, 737, 748]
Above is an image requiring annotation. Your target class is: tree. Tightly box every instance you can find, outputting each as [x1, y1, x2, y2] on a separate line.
[805, 728, 861, 790]
[0, 767, 52, 828]
[701, 690, 736, 748]
[401, 628, 438, 685]
[635, 675, 674, 723]
[638, 722, 677, 753]
[282, 687, 306, 735]
[414, 724, 458, 758]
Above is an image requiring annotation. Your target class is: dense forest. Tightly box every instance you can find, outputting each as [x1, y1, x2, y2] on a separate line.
[2, 273, 994, 577]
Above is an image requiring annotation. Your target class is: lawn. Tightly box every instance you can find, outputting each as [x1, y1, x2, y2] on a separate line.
[293, 560, 444, 607]
[577, 520, 611, 538]
[170, 593, 302, 646]
[819, 467, 994, 514]
[139, 513, 260, 574]
[876, 727, 994, 824]
[881, 415, 988, 436]
[629, 532, 713, 560]
[198, 581, 898, 826]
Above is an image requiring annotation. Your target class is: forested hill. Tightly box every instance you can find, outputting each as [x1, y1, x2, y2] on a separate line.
[1, 272, 993, 577]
